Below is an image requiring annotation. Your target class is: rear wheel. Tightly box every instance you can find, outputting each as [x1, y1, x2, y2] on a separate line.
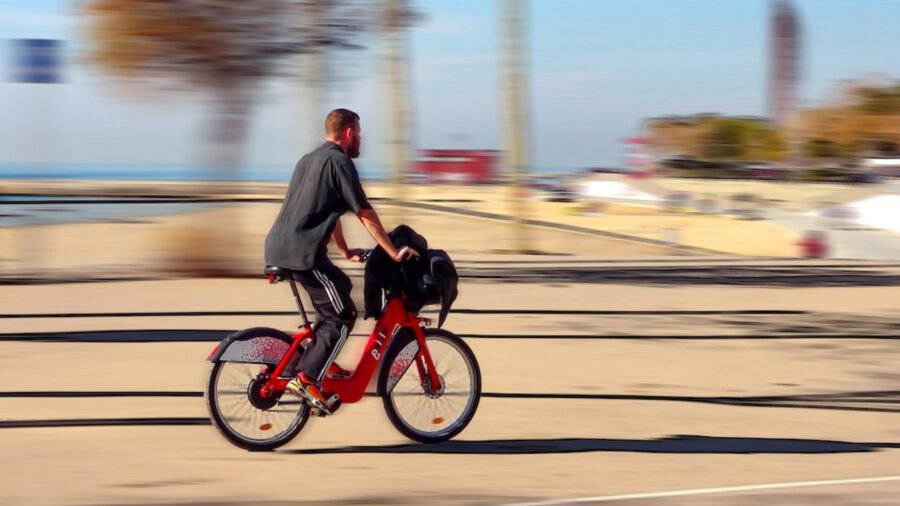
[206, 328, 309, 451]
[378, 328, 481, 443]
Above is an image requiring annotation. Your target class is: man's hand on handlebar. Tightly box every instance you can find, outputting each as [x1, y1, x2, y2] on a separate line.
[392, 246, 420, 263]
[345, 246, 417, 263]
[345, 248, 367, 263]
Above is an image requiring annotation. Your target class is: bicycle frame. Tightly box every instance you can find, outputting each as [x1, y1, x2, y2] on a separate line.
[257, 296, 442, 404]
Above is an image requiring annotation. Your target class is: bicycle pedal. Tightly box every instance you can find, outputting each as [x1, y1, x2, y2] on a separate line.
[326, 394, 341, 413]
[310, 394, 340, 417]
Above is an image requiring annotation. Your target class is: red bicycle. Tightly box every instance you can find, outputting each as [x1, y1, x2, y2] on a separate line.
[205, 263, 481, 451]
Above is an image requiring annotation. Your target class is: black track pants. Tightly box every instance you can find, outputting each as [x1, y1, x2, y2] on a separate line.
[292, 259, 356, 382]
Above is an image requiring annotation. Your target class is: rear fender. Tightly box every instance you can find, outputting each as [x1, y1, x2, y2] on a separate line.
[207, 327, 294, 365]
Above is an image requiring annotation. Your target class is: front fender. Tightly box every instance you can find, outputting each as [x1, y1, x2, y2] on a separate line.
[376, 326, 418, 396]
[207, 327, 294, 365]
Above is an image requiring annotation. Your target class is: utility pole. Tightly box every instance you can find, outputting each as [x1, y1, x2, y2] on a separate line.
[501, 0, 531, 253]
[381, 0, 414, 205]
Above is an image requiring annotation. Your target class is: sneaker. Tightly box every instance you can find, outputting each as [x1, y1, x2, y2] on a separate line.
[326, 363, 352, 379]
[285, 372, 332, 415]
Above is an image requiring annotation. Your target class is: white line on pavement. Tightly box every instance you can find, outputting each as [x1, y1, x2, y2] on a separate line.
[502, 475, 900, 506]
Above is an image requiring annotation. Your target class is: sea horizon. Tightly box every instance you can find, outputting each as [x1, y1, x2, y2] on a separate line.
[0, 163, 590, 182]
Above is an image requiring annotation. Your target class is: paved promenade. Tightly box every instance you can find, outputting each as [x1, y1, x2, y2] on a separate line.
[2, 258, 900, 505]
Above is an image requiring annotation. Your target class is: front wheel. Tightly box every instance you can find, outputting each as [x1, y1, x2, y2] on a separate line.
[378, 328, 481, 443]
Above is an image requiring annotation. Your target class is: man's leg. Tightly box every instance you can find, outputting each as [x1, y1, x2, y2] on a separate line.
[293, 261, 357, 383]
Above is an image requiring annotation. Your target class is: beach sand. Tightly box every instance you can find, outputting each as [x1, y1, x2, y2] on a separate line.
[2, 178, 900, 505]
[3, 269, 900, 505]
[0, 177, 824, 279]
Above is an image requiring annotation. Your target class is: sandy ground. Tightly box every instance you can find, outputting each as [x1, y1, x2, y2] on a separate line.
[0, 177, 824, 281]
[2, 264, 900, 505]
[2, 179, 899, 504]
[623, 176, 886, 210]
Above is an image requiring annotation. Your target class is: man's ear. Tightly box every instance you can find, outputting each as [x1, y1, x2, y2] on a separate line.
[343, 127, 354, 141]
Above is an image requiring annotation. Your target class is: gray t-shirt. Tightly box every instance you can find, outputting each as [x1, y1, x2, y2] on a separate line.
[265, 142, 371, 270]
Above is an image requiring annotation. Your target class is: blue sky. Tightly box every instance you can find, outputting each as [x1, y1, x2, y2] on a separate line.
[2, 0, 899, 171]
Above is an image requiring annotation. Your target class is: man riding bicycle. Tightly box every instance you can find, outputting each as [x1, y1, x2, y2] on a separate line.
[264, 108, 418, 413]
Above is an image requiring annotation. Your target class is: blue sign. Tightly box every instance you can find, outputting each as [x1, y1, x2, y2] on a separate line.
[11, 39, 63, 84]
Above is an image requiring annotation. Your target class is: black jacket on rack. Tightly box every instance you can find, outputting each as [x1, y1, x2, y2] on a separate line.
[363, 225, 459, 328]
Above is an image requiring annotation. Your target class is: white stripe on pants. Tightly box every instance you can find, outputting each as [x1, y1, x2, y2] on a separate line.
[313, 268, 344, 314]
[317, 324, 348, 382]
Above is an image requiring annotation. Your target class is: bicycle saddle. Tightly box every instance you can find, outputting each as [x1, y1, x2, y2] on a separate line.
[264, 265, 295, 283]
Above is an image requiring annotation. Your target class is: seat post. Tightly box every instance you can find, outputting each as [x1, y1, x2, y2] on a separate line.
[287, 278, 311, 327]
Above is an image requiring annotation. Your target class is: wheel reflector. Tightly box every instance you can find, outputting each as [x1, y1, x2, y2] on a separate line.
[431, 417, 444, 424]
[260, 423, 272, 431]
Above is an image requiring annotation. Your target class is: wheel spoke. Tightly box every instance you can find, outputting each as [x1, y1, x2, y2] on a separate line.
[208, 359, 308, 448]
[384, 331, 480, 442]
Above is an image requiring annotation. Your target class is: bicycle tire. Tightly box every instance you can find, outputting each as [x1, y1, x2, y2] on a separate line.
[378, 328, 481, 443]
[206, 327, 309, 451]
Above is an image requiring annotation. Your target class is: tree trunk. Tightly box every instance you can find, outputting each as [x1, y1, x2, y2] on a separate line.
[164, 81, 254, 277]
[381, 0, 413, 211]
[501, 0, 531, 253]
[209, 82, 253, 187]
[297, 0, 329, 153]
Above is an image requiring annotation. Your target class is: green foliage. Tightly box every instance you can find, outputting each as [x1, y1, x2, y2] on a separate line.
[804, 139, 842, 159]
[799, 167, 855, 182]
[646, 79, 900, 168]
[697, 117, 785, 162]
[853, 85, 900, 115]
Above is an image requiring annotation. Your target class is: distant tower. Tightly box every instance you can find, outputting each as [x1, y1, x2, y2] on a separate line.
[769, 0, 800, 126]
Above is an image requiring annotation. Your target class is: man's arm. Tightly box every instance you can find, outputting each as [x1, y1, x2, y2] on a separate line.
[331, 219, 365, 262]
[332, 158, 416, 262]
[356, 208, 418, 262]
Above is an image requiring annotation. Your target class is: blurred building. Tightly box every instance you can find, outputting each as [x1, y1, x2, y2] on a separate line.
[769, 0, 800, 126]
[413, 149, 498, 183]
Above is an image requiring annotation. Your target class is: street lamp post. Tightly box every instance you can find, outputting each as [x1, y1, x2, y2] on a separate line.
[501, 0, 531, 253]
[381, 0, 414, 207]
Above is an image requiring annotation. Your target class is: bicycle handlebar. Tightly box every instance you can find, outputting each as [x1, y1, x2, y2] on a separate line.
[359, 248, 419, 264]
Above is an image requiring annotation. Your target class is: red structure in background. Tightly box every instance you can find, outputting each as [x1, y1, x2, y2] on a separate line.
[797, 231, 828, 258]
[622, 137, 651, 178]
[413, 149, 499, 183]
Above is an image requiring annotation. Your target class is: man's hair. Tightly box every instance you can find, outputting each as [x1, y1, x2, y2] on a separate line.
[325, 108, 360, 137]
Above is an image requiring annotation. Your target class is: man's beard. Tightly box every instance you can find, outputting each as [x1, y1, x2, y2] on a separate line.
[348, 140, 360, 159]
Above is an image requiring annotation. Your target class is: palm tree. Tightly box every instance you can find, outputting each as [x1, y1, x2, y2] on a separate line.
[81, 0, 367, 274]
[82, 0, 366, 180]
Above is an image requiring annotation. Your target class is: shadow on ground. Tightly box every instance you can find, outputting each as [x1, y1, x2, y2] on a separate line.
[711, 312, 900, 336]
[463, 266, 900, 286]
[282, 435, 900, 456]
[484, 390, 900, 414]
